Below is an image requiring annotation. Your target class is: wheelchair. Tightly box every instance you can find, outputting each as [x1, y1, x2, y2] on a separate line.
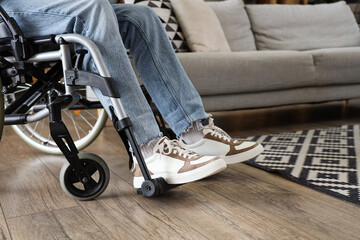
[0, 6, 177, 199]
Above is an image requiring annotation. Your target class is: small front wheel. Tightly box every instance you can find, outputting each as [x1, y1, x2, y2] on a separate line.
[60, 153, 110, 201]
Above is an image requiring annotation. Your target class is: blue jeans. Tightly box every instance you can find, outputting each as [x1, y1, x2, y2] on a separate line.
[1, 0, 208, 144]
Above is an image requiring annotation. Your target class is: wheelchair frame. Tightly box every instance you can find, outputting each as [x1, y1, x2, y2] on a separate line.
[0, 6, 177, 199]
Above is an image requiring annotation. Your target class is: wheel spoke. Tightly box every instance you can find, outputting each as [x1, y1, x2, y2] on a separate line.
[30, 121, 39, 138]
[69, 171, 81, 184]
[10, 82, 106, 153]
[84, 110, 97, 120]
[85, 164, 98, 176]
[65, 111, 87, 136]
[83, 178, 98, 191]
[39, 119, 45, 138]
[64, 111, 87, 136]
[47, 132, 51, 145]
[14, 88, 29, 94]
[78, 113, 94, 128]
[67, 111, 81, 140]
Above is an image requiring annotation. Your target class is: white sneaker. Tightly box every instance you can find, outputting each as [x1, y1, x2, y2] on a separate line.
[184, 118, 264, 164]
[131, 137, 227, 188]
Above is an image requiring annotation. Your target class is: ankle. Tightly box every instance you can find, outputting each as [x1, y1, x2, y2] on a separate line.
[140, 136, 161, 160]
[180, 120, 206, 145]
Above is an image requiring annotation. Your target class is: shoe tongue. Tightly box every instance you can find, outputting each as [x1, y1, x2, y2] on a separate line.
[157, 136, 168, 145]
[153, 136, 169, 153]
[203, 127, 214, 135]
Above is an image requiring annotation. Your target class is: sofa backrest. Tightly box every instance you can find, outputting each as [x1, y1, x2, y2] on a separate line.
[246, 1, 360, 51]
[207, 0, 257, 52]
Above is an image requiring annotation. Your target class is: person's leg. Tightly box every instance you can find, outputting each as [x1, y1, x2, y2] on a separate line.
[112, 4, 209, 137]
[2, 0, 227, 187]
[2, 0, 161, 145]
[112, 4, 263, 164]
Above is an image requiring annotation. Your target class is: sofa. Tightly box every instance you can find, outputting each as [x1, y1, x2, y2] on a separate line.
[171, 0, 360, 112]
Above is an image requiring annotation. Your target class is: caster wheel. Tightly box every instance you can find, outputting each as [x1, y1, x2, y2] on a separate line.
[60, 153, 110, 201]
[141, 179, 160, 197]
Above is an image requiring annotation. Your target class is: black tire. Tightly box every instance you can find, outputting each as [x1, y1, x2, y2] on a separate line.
[59, 153, 110, 201]
[0, 80, 4, 142]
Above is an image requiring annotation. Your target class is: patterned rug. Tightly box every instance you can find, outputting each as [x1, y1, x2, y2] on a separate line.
[241, 125, 360, 206]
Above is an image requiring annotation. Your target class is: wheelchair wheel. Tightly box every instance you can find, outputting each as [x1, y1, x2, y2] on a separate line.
[60, 153, 110, 201]
[0, 80, 4, 142]
[7, 84, 108, 154]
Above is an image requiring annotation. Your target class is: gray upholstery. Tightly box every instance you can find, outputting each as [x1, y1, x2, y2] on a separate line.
[177, 51, 315, 95]
[305, 47, 360, 87]
[207, 0, 256, 52]
[174, 1, 360, 112]
[246, 1, 360, 51]
[201, 84, 360, 111]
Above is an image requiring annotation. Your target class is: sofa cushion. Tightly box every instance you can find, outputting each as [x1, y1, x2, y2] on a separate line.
[201, 84, 360, 112]
[305, 47, 360, 87]
[134, 0, 189, 53]
[246, 1, 360, 51]
[207, 0, 256, 52]
[171, 0, 231, 52]
[177, 51, 315, 95]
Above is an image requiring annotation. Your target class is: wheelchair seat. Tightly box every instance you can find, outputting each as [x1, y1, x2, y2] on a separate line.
[0, 7, 59, 63]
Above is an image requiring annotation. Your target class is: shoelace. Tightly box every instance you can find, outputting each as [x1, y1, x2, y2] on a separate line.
[159, 137, 199, 159]
[205, 118, 238, 143]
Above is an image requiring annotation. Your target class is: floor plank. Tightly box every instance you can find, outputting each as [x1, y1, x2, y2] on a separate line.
[198, 166, 360, 240]
[0, 204, 11, 240]
[101, 154, 310, 240]
[7, 207, 108, 240]
[37, 143, 208, 240]
[233, 164, 360, 218]
[154, 183, 310, 240]
[0, 128, 77, 219]
[1, 100, 360, 239]
[79, 174, 207, 240]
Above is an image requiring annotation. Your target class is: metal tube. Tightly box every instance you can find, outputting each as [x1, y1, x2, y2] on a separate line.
[55, 34, 110, 77]
[5, 50, 62, 63]
[59, 43, 75, 96]
[26, 108, 49, 123]
[110, 97, 127, 120]
[55, 34, 127, 120]
[6, 34, 128, 122]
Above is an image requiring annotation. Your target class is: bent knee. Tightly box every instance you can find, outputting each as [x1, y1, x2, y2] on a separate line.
[114, 4, 159, 23]
[82, 0, 111, 7]
[77, 0, 114, 14]
[132, 5, 157, 17]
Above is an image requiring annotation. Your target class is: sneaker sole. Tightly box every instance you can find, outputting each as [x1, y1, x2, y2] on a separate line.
[224, 144, 264, 164]
[133, 158, 227, 188]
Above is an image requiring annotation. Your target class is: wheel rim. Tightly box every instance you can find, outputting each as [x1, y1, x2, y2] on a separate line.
[7, 84, 107, 154]
[12, 108, 107, 154]
[64, 159, 107, 198]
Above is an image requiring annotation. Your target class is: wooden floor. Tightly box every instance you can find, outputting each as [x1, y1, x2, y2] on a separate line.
[1, 100, 360, 240]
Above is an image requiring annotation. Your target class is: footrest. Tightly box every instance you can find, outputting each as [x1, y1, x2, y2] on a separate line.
[137, 177, 182, 197]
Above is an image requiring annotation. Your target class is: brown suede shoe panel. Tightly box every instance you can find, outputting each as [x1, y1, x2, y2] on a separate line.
[203, 133, 259, 156]
[177, 157, 220, 174]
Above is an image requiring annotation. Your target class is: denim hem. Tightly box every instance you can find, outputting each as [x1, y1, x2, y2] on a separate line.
[173, 110, 209, 138]
[138, 132, 163, 146]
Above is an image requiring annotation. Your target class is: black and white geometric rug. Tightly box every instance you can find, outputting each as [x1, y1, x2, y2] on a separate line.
[241, 125, 360, 206]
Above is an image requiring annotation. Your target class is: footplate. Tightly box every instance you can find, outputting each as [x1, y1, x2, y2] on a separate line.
[137, 178, 182, 197]
[109, 106, 181, 197]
